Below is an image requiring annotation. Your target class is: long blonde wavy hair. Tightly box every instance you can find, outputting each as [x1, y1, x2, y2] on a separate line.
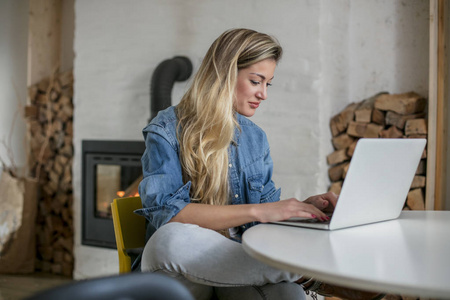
[176, 28, 283, 206]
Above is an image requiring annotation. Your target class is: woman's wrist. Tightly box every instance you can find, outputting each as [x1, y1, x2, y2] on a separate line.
[248, 204, 262, 223]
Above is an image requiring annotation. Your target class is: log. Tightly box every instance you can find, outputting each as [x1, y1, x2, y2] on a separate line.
[37, 78, 50, 93]
[36, 93, 49, 104]
[62, 262, 73, 277]
[407, 134, 427, 139]
[363, 123, 383, 138]
[346, 140, 358, 157]
[406, 189, 425, 210]
[411, 175, 426, 189]
[421, 148, 427, 159]
[405, 119, 427, 136]
[41, 261, 52, 273]
[56, 237, 73, 253]
[342, 163, 350, 179]
[331, 134, 355, 150]
[380, 126, 404, 138]
[374, 92, 426, 115]
[49, 88, 59, 102]
[416, 160, 426, 175]
[64, 252, 73, 263]
[24, 105, 39, 119]
[65, 121, 73, 136]
[371, 108, 385, 125]
[53, 250, 64, 263]
[51, 199, 63, 215]
[327, 149, 350, 165]
[385, 111, 426, 129]
[51, 264, 62, 275]
[328, 181, 343, 195]
[328, 162, 350, 181]
[38, 246, 53, 261]
[330, 103, 359, 137]
[354, 92, 388, 123]
[354, 109, 372, 123]
[53, 159, 64, 176]
[61, 208, 71, 224]
[347, 121, 367, 138]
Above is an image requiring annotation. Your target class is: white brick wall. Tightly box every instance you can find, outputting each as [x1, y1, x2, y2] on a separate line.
[73, 0, 429, 278]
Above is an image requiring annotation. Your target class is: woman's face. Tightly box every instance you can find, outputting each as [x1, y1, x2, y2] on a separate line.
[234, 59, 277, 117]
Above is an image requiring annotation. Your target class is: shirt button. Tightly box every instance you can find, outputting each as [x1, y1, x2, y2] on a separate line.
[229, 164, 233, 168]
[234, 194, 239, 198]
[262, 185, 264, 189]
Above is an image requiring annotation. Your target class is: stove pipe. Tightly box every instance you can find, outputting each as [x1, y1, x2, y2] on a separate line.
[150, 56, 193, 122]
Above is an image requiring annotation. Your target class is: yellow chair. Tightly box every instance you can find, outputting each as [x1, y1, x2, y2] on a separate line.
[111, 196, 146, 273]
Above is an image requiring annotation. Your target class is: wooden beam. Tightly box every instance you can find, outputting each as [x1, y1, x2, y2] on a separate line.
[427, 0, 448, 211]
[426, 0, 438, 210]
[434, 0, 448, 210]
[27, 0, 62, 86]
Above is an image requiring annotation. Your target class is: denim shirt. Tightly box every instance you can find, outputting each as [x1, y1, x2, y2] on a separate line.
[135, 106, 281, 236]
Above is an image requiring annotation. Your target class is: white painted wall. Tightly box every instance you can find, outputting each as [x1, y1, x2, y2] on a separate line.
[73, 0, 429, 278]
[0, 0, 29, 176]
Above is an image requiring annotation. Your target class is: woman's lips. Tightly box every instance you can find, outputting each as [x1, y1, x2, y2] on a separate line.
[249, 102, 260, 109]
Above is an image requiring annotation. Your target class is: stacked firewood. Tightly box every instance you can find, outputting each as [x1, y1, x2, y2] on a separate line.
[25, 70, 74, 277]
[327, 92, 427, 210]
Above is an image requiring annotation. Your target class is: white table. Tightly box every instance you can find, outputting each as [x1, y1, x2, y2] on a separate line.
[242, 211, 450, 299]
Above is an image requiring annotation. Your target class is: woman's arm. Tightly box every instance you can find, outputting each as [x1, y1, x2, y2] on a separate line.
[170, 192, 337, 231]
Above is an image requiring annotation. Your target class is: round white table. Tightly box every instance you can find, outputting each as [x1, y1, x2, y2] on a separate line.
[242, 211, 450, 299]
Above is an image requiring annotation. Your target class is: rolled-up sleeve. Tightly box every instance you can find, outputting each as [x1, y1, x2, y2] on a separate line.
[135, 123, 191, 229]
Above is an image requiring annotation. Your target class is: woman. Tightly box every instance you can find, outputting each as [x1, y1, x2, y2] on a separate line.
[136, 28, 379, 300]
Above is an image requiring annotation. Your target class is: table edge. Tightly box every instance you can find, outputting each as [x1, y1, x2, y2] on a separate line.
[242, 219, 450, 299]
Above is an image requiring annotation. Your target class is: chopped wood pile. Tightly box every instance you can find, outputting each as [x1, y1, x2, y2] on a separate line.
[25, 70, 74, 277]
[327, 92, 427, 210]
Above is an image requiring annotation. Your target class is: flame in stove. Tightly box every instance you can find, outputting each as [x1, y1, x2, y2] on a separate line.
[116, 191, 140, 198]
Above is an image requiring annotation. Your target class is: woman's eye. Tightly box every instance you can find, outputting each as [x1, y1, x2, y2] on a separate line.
[250, 80, 260, 85]
[266, 83, 272, 87]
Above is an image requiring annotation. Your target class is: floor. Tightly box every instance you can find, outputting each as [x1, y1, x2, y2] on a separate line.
[0, 273, 72, 300]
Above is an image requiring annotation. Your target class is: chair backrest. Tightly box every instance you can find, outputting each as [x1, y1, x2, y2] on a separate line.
[111, 196, 146, 273]
[26, 272, 195, 300]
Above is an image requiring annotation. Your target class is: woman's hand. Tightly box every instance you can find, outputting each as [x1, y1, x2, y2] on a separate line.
[171, 192, 339, 231]
[254, 196, 334, 223]
[303, 191, 338, 214]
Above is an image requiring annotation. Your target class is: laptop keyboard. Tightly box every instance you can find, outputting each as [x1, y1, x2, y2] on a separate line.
[285, 213, 333, 224]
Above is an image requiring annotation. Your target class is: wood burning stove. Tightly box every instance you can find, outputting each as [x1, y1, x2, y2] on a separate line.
[82, 140, 145, 248]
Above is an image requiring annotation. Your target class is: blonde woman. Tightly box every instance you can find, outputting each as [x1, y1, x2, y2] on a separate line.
[137, 29, 381, 300]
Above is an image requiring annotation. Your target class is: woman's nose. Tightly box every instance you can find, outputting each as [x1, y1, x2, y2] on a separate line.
[257, 86, 268, 100]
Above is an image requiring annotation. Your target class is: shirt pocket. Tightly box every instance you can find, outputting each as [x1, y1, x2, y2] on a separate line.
[247, 174, 264, 204]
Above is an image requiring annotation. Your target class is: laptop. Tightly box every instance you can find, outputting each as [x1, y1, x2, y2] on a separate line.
[272, 138, 426, 230]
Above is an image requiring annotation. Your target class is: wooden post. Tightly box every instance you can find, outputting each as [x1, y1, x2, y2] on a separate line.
[434, 0, 448, 211]
[427, 0, 448, 211]
[27, 0, 62, 86]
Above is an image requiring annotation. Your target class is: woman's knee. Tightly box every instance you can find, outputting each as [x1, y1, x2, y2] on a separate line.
[141, 222, 215, 272]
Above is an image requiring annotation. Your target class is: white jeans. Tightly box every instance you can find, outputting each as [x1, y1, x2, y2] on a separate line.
[141, 222, 306, 300]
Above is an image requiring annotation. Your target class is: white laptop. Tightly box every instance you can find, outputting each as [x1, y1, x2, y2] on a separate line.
[272, 138, 426, 230]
